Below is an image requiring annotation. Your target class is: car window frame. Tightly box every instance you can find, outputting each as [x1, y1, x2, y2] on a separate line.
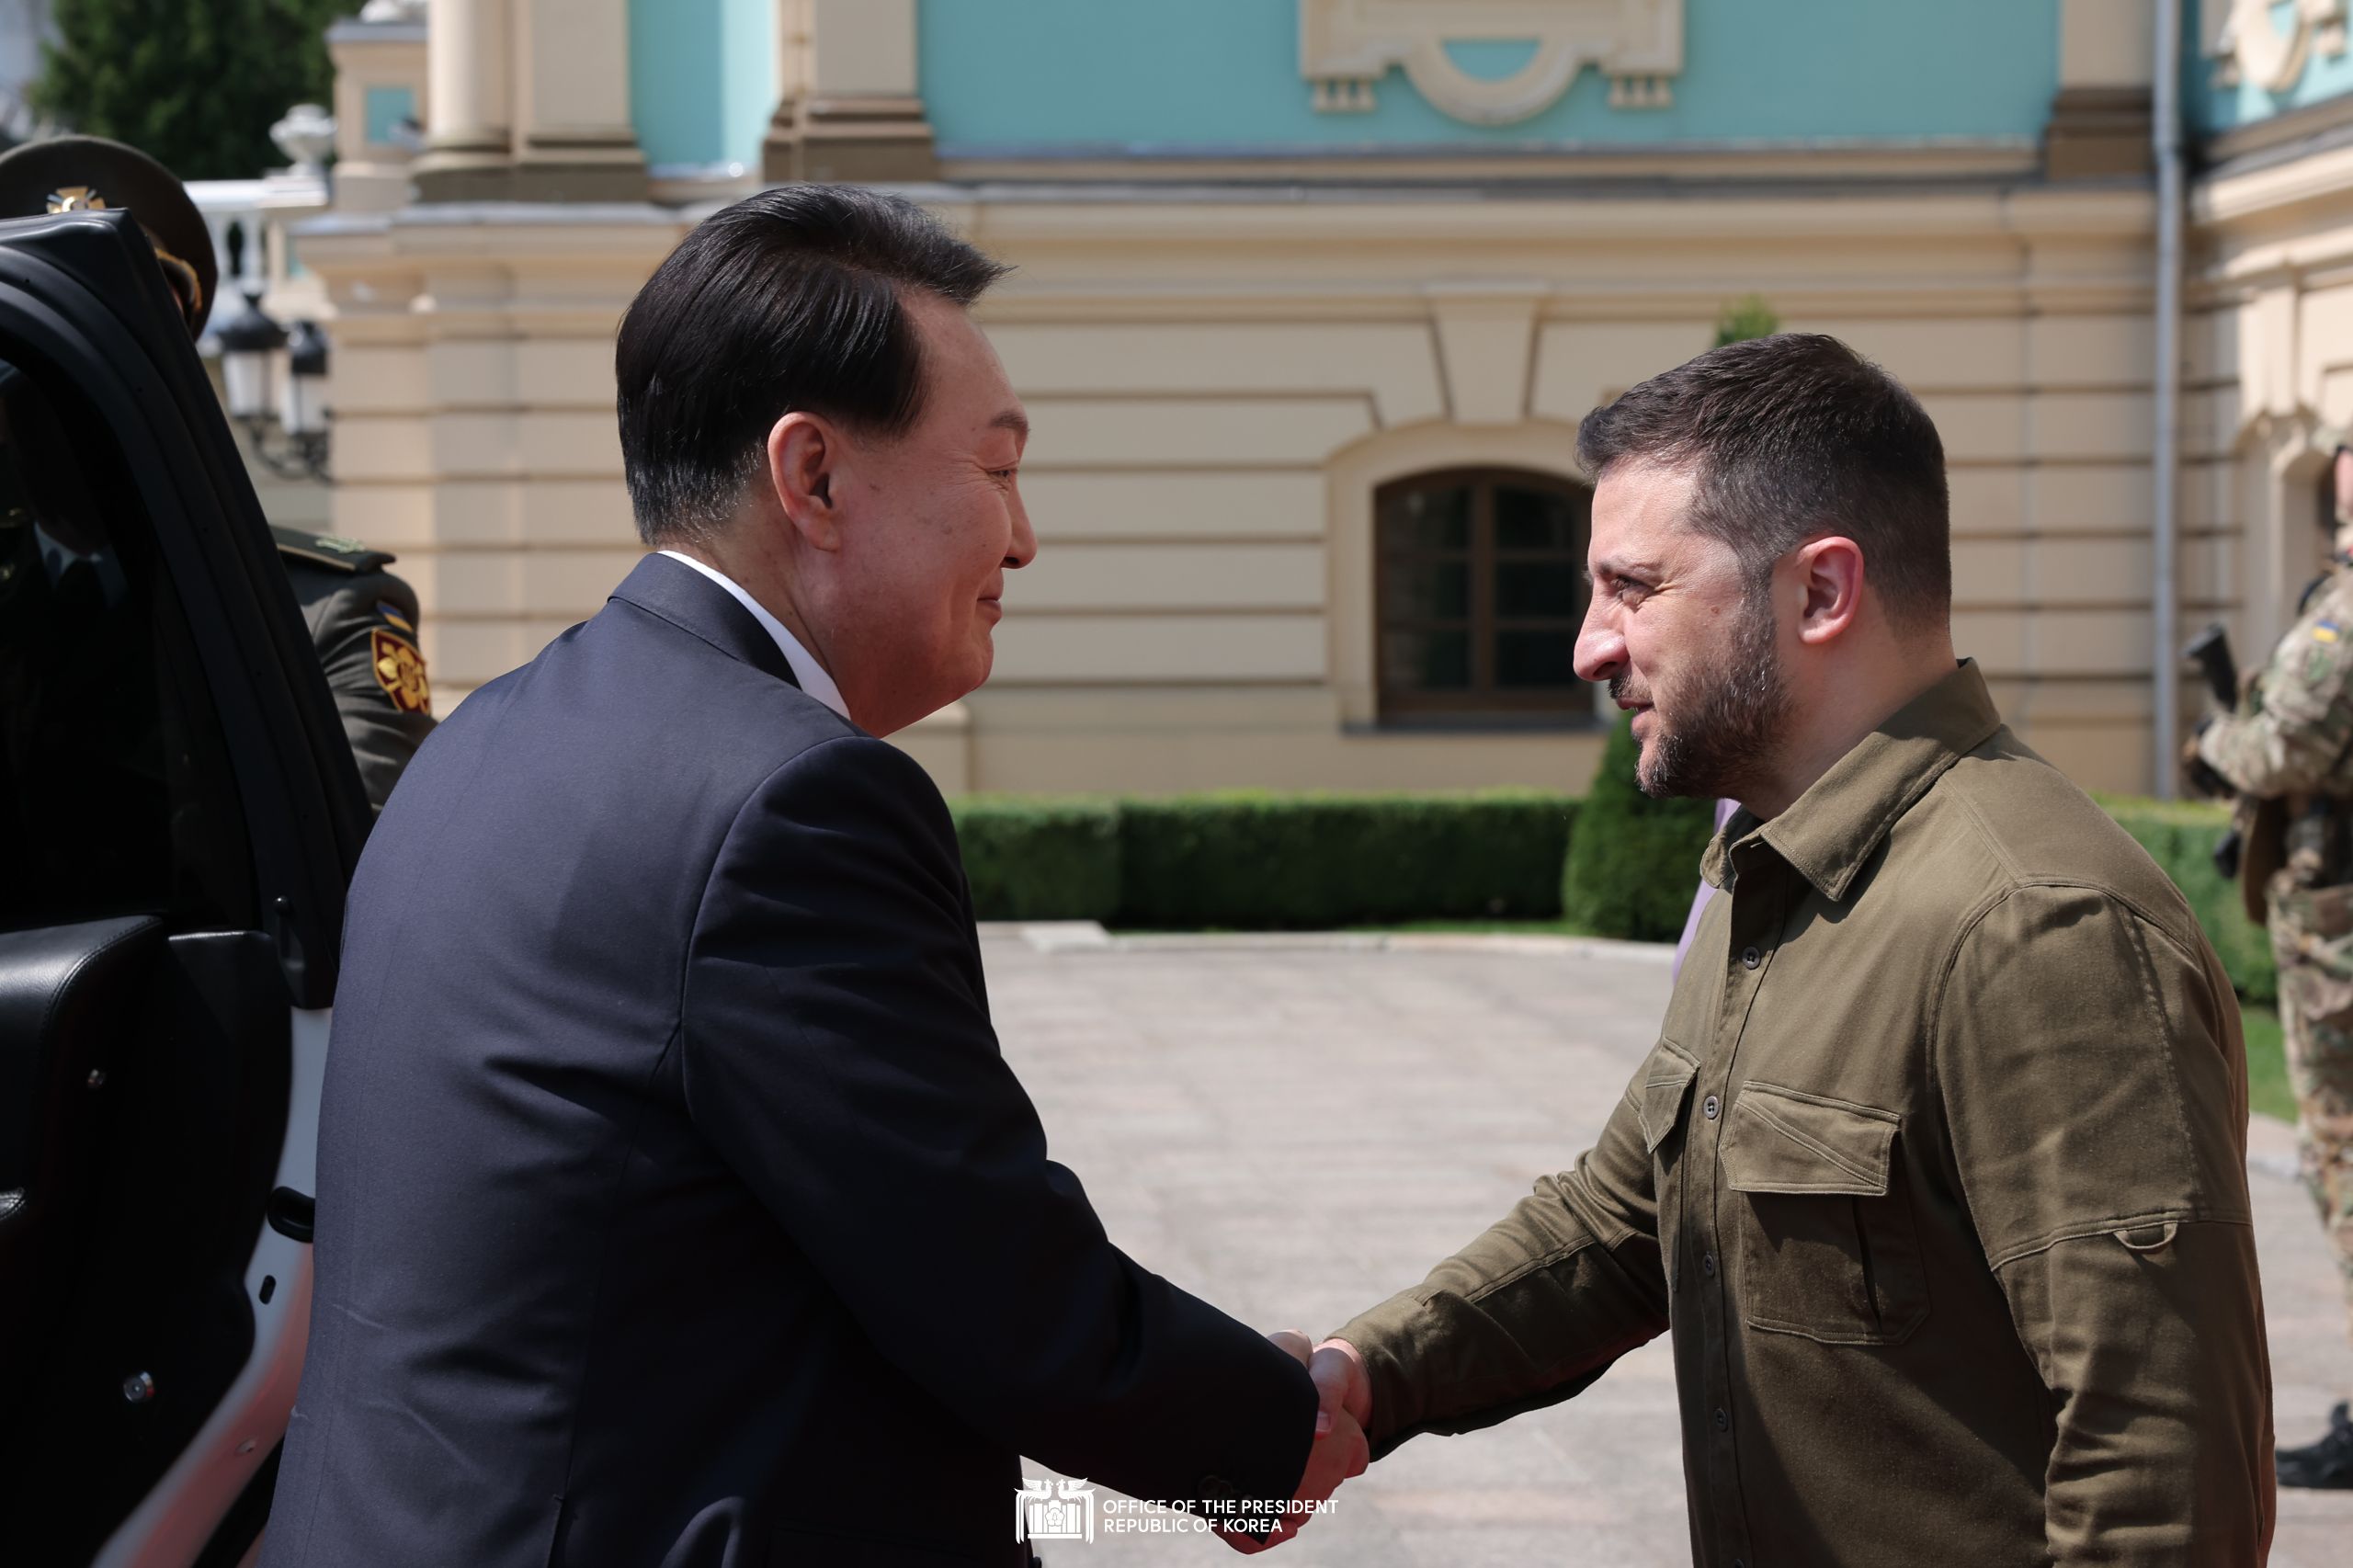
[0, 209, 369, 1006]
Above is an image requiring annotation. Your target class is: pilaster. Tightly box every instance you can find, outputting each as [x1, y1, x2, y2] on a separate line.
[764, 0, 938, 184]
[414, 0, 514, 201]
[2047, 0, 2156, 178]
[328, 9, 428, 213]
[415, 0, 646, 203]
[510, 0, 647, 201]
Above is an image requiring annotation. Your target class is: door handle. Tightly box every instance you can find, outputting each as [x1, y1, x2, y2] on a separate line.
[265, 1185, 313, 1243]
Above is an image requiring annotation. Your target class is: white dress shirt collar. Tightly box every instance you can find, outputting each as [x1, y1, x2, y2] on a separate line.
[657, 550, 850, 722]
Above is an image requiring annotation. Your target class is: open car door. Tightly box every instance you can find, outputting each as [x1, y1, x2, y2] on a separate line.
[0, 208, 373, 1566]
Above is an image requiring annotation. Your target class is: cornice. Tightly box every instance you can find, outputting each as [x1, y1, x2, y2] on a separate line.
[953, 185, 2154, 247]
[2195, 135, 2353, 227]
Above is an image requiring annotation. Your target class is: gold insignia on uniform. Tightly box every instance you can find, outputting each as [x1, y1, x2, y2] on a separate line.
[369, 628, 431, 714]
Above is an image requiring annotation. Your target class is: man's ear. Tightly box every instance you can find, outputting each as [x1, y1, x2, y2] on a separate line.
[1792, 536, 1865, 647]
[767, 411, 844, 550]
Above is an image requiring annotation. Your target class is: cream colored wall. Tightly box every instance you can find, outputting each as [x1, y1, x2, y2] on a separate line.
[302, 210, 666, 712]
[301, 179, 2171, 797]
[2188, 142, 2353, 715]
[951, 187, 2164, 794]
[2061, 0, 2154, 86]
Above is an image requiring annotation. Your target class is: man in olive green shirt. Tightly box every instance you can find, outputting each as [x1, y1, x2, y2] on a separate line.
[1298, 335, 2274, 1565]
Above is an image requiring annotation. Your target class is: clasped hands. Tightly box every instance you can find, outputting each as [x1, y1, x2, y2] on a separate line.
[1215, 1331, 1374, 1553]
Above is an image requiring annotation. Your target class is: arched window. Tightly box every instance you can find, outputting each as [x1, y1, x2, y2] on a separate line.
[1374, 467, 1592, 722]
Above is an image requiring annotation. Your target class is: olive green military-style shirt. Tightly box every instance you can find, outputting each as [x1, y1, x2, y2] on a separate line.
[1336, 662, 2275, 1568]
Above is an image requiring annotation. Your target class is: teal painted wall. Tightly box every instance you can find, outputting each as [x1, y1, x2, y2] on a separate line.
[916, 0, 2057, 152]
[2195, 2, 2353, 134]
[630, 0, 776, 172]
[362, 85, 416, 149]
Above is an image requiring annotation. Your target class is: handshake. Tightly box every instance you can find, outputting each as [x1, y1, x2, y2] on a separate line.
[1216, 1332, 1374, 1553]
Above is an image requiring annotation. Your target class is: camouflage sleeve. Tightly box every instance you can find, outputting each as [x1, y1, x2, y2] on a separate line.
[309, 569, 437, 813]
[2198, 592, 2353, 798]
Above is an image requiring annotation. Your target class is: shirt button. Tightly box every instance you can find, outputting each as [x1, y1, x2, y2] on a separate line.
[1715, 1407, 1730, 1432]
[1741, 946, 1761, 970]
[1702, 1094, 1721, 1119]
[1702, 1252, 1717, 1277]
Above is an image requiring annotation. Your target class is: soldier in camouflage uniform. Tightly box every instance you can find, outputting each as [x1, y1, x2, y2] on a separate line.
[2196, 440, 2353, 1490]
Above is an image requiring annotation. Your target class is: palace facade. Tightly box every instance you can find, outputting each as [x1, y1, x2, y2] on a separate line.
[267, 2, 2353, 799]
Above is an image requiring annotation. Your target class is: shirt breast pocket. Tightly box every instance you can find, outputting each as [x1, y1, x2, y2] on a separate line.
[1719, 1081, 1931, 1346]
[1636, 1038, 1699, 1291]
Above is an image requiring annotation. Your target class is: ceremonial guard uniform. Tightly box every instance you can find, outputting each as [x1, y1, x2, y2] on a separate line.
[0, 135, 433, 810]
[2199, 464, 2353, 1491]
[272, 525, 435, 811]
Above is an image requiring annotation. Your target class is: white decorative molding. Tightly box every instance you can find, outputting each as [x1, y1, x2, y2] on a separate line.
[2212, 0, 2348, 93]
[270, 103, 339, 177]
[1301, 0, 1682, 124]
[1426, 282, 1545, 425]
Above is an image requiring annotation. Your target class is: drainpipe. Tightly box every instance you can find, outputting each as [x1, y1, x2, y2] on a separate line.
[2153, 0, 2185, 798]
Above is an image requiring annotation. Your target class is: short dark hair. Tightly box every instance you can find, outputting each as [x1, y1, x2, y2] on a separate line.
[1576, 333, 1950, 627]
[615, 184, 1009, 547]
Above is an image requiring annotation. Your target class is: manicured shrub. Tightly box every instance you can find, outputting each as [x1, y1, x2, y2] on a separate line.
[948, 790, 1576, 928]
[1115, 790, 1576, 930]
[1558, 714, 1717, 942]
[947, 795, 1122, 923]
[1714, 294, 1780, 347]
[946, 778, 2275, 1006]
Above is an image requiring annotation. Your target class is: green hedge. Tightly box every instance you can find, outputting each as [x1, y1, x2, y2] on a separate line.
[1560, 714, 1717, 943]
[949, 795, 1123, 922]
[1119, 790, 1575, 929]
[949, 790, 1576, 930]
[949, 785, 2279, 1006]
[2096, 794, 2277, 1003]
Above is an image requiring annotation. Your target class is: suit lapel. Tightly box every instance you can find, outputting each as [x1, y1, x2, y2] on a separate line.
[608, 552, 802, 690]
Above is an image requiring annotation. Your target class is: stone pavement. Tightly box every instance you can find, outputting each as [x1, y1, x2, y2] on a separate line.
[983, 927, 2353, 1567]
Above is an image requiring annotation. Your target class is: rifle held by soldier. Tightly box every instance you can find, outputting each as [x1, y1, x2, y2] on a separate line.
[2186, 622, 2237, 710]
[2184, 622, 2243, 878]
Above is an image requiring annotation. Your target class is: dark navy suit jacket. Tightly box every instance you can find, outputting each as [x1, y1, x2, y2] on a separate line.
[262, 555, 1315, 1566]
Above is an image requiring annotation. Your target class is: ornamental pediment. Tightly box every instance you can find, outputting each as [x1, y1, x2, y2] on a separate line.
[1300, 0, 1683, 122]
[2210, 0, 2348, 93]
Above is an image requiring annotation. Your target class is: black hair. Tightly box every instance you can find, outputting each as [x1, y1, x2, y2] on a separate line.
[1577, 333, 1951, 627]
[615, 184, 1009, 547]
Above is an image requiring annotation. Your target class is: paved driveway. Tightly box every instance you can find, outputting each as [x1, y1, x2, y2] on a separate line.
[986, 928, 2353, 1566]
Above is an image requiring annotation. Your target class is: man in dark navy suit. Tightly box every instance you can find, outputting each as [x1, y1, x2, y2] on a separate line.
[262, 186, 1363, 1567]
